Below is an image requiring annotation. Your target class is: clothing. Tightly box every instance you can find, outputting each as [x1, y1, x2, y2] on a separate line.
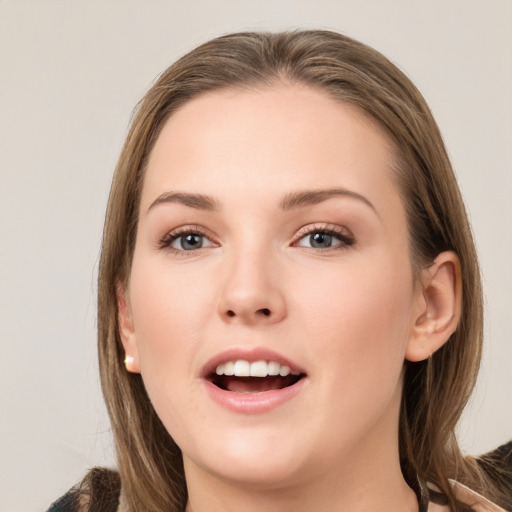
[47, 466, 120, 512]
[426, 481, 507, 512]
[46, 489, 77, 512]
[47, 441, 511, 511]
[45, 483, 506, 512]
[447, 481, 506, 512]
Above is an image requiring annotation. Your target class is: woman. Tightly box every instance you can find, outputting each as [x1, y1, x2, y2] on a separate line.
[49, 30, 511, 511]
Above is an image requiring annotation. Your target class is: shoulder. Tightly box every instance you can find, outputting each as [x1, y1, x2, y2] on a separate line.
[478, 440, 512, 475]
[46, 468, 121, 512]
[46, 489, 78, 512]
[426, 480, 508, 512]
[449, 480, 507, 512]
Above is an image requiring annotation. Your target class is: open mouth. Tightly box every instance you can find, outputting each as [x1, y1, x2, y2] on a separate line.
[209, 360, 305, 394]
[211, 375, 304, 393]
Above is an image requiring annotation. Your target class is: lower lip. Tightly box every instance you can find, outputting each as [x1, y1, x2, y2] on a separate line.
[203, 378, 306, 414]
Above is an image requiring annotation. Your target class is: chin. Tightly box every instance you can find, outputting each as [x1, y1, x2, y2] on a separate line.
[208, 458, 305, 490]
[183, 427, 311, 490]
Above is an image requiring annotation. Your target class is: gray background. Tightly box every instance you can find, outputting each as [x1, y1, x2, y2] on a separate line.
[1, 1, 511, 510]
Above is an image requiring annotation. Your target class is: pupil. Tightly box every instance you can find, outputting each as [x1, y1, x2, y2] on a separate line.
[182, 234, 202, 250]
[310, 232, 331, 248]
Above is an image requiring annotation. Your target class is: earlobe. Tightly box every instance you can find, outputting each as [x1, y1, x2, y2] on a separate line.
[405, 251, 462, 362]
[117, 285, 141, 373]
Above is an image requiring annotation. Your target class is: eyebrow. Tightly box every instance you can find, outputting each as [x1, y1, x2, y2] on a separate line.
[280, 188, 378, 215]
[146, 188, 377, 216]
[147, 192, 219, 214]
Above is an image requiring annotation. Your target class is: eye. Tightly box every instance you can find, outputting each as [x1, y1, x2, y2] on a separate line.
[172, 233, 209, 250]
[295, 226, 354, 250]
[159, 227, 216, 252]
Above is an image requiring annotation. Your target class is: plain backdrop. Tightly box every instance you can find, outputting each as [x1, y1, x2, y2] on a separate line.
[1, 1, 511, 510]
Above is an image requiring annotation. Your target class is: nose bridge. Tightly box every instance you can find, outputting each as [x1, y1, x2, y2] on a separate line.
[218, 236, 286, 324]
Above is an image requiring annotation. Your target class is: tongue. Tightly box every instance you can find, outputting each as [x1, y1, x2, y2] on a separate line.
[223, 376, 290, 393]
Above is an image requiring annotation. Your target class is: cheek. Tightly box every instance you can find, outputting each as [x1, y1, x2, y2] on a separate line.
[127, 257, 216, 436]
[296, 254, 415, 381]
[290, 255, 415, 450]
[128, 255, 215, 376]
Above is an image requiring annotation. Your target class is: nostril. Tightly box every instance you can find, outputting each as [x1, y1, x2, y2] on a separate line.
[224, 308, 272, 318]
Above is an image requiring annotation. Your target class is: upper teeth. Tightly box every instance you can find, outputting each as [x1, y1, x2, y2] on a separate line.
[215, 360, 298, 377]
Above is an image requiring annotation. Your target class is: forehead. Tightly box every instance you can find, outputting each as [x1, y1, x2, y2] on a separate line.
[141, 84, 402, 217]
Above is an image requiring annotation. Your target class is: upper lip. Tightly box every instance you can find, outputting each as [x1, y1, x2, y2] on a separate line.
[201, 347, 306, 379]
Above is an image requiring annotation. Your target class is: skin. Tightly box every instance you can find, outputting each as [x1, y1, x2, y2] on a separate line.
[119, 84, 460, 512]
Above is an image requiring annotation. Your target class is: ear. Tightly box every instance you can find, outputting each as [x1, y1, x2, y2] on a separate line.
[117, 285, 141, 373]
[405, 251, 462, 362]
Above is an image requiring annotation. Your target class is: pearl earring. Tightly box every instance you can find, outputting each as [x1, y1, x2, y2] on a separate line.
[124, 355, 134, 370]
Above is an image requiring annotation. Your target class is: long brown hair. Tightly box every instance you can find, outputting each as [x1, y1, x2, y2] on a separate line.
[97, 30, 507, 511]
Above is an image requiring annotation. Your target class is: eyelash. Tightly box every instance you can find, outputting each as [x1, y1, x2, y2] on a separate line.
[158, 224, 355, 254]
[293, 224, 355, 250]
[158, 225, 214, 254]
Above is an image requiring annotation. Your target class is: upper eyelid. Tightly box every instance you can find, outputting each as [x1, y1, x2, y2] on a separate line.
[293, 223, 354, 240]
[162, 224, 210, 238]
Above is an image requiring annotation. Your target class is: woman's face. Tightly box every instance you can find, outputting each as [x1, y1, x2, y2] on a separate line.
[122, 84, 425, 488]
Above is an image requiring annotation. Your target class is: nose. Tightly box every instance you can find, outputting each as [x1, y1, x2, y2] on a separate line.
[218, 250, 287, 325]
